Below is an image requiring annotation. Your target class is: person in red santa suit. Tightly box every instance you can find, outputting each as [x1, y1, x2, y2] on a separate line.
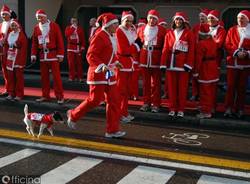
[67, 13, 126, 138]
[88, 17, 97, 42]
[116, 11, 140, 123]
[161, 12, 195, 118]
[5, 19, 27, 101]
[224, 10, 250, 118]
[31, 9, 65, 104]
[190, 8, 210, 101]
[194, 23, 219, 119]
[0, 5, 12, 96]
[65, 17, 86, 82]
[137, 10, 166, 113]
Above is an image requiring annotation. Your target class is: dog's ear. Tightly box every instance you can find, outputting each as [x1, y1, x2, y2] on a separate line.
[53, 111, 63, 121]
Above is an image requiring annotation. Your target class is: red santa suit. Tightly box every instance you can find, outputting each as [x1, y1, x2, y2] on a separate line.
[137, 10, 166, 109]
[27, 113, 54, 128]
[161, 12, 194, 114]
[116, 11, 140, 118]
[68, 13, 123, 134]
[224, 10, 250, 112]
[65, 23, 85, 81]
[6, 20, 27, 99]
[31, 9, 64, 101]
[0, 5, 12, 94]
[194, 24, 219, 115]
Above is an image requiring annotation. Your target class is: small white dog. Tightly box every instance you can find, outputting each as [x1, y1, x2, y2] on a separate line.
[23, 104, 64, 138]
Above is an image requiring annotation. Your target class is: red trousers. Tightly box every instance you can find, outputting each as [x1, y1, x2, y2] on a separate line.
[116, 71, 132, 117]
[225, 68, 249, 111]
[40, 61, 64, 100]
[67, 51, 83, 80]
[7, 68, 24, 98]
[199, 82, 216, 114]
[167, 71, 189, 112]
[70, 84, 121, 133]
[164, 71, 168, 96]
[130, 69, 140, 98]
[191, 76, 199, 97]
[1, 54, 8, 92]
[141, 67, 161, 107]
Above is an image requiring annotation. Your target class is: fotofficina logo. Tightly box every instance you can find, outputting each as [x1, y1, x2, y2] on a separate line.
[1, 175, 41, 184]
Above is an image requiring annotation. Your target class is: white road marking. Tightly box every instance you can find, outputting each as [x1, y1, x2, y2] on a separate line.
[117, 165, 175, 184]
[197, 175, 250, 184]
[0, 148, 40, 168]
[40, 156, 102, 184]
[0, 138, 249, 179]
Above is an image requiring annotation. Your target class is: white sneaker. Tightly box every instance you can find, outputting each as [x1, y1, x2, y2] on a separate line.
[126, 114, 135, 121]
[14, 96, 22, 101]
[6, 95, 13, 100]
[140, 104, 150, 112]
[177, 111, 184, 118]
[105, 131, 126, 138]
[36, 97, 49, 102]
[196, 113, 212, 119]
[168, 111, 175, 117]
[224, 108, 232, 117]
[67, 110, 76, 129]
[120, 116, 131, 123]
[57, 99, 64, 104]
[151, 106, 159, 113]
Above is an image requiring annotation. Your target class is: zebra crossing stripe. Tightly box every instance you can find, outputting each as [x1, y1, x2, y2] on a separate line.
[117, 165, 175, 184]
[40, 156, 102, 184]
[197, 175, 250, 184]
[0, 148, 40, 168]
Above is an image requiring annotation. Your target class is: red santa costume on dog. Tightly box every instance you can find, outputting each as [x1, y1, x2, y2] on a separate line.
[161, 12, 195, 117]
[67, 13, 126, 138]
[224, 10, 250, 117]
[6, 19, 27, 100]
[65, 19, 86, 81]
[31, 9, 64, 103]
[116, 11, 140, 122]
[194, 24, 219, 118]
[137, 10, 166, 113]
[0, 5, 12, 95]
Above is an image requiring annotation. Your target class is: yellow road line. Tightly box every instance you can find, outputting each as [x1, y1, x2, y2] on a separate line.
[0, 128, 249, 171]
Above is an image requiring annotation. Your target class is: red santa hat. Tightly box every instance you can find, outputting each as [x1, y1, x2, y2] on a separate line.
[96, 13, 118, 28]
[36, 9, 47, 18]
[147, 9, 159, 21]
[237, 10, 250, 22]
[173, 12, 189, 23]
[158, 18, 167, 26]
[199, 23, 210, 35]
[208, 10, 220, 21]
[137, 18, 147, 26]
[199, 8, 210, 17]
[10, 19, 20, 28]
[1, 5, 11, 16]
[121, 11, 134, 22]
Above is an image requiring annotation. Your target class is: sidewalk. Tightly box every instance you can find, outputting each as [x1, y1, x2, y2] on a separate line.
[0, 85, 249, 131]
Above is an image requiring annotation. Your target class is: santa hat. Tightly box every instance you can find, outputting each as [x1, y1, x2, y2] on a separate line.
[237, 10, 250, 22]
[36, 9, 47, 18]
[208, 10, 220, 21]
[173, 12, 189, 23]
[96, 13, 118, 28]
[199, 23, 210, 35]
[121, 11, 134, 22]
[137, 18, 147, 26]
[199, 8, 210, 17]
[10, 19, 20, 27]
[147, 9, 159, 21]
[1, 5, 11, 16]
[158, 18, 167, 26]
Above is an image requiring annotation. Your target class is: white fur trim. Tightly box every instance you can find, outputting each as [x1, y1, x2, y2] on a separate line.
[198, 78, 219, 83]
[87, 80, 117, 85]
[184, 64, 192, 70]
[133, 43, 140, 52]
[238, 13, 249, 22]
[147, 15, 159, 21]
[103, 19, 119, 28]
[208, 14, 219, 21]
[121, 14, 134, 22]
[173, 15, 186, 22]
[233, 49, 240, 57]
[160, 65, 167, 69]
[56, 55, 64, 58]
[31, 55, 37, 61]
[1, 11, 10, 16]
[138, 22, 146, 26]
[36, 13, 47, 18]
[193, 73, 199, 77]
[198, 31, 210, 36]
[199, 12, 208, 17]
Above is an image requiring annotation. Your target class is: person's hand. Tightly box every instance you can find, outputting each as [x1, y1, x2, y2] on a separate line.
[115, 62, 123, 69]
[102, 65, 108, 73]
[58, 57, 63, 62]
[237, 51, 248, 59]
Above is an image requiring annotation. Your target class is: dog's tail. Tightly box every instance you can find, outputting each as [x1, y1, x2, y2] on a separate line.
[24, 104, 28, 116]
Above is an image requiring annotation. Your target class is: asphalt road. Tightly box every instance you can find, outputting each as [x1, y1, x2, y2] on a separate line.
[0, 103, 250, 183]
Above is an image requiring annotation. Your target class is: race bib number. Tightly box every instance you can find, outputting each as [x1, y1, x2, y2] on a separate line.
[30, 113, 44, 121]
[38, 35, 50, 44]
[70, 34, 77, 40]
[7, 50, 16, 61]
[175, 40, 188, 52]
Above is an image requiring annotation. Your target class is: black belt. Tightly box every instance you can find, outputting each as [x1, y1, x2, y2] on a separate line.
[39, 48, 57, 53]
[117, 53, 132, 57]
[69, 42, 80, 45]
[203, 57, 216, 61]
[142, 45, 162, 51]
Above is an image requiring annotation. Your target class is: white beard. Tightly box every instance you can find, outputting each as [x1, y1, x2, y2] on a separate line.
[7, 31, 19, 47]
[144, 24, 158, 45]
[1, 20, 10, 36]
[119, 25, 137, 45]
[39, 20, 50, 37]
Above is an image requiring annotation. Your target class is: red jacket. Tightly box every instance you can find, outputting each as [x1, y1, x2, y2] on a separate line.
[225, 25, 250, 69]
[65, 25, 85, 53]
[195, 37, 219, 83]
[116, 25, 139, 72]
[137, 24, 166, 68]
[86, 28, 118, 85]
[6, 30, 28, 71]
[31, 20, 64, 62]
[161, 28, 194, 71]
